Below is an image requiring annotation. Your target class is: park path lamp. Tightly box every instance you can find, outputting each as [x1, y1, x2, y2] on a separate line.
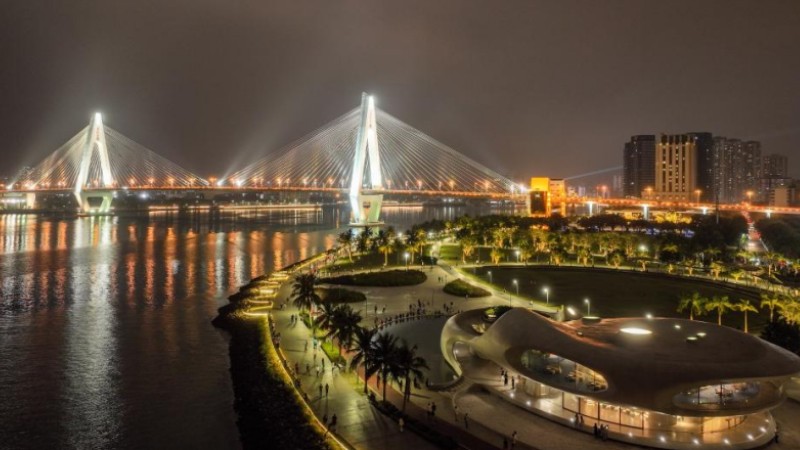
[542, 287, 550, 305]
[404, 252, 409, 270]
[584, 298, 591, 316]
[515, 249, 520, 262]
[513, 279, 519, 296]
[488, 270, 493, 284]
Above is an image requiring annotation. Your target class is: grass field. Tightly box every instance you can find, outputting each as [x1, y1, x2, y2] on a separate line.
[470, 266, 767, 332]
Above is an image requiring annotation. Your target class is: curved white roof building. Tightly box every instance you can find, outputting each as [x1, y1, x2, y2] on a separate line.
[442, 307, 800, 449]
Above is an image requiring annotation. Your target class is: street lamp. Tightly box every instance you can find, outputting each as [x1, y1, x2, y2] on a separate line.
[513, 279, 519, 296]
[488, 270, 493, 284]
[404, 252, 409, 270]
[584, 298, 591, 316]
[694, 189, 702, 204]
[746, 191, 754, 204]
[542, 287, 550, 305]
[515, 249, 520, 262]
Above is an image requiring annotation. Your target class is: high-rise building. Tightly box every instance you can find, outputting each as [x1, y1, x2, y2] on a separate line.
[713, 138, 761, 203]
[689, 132, 714, 202]
[622, 135, 655, 198]
[763, 153, 789, 178]
[653, 134, 697, 202]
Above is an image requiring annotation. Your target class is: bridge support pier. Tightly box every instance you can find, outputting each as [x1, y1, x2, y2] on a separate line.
[0, 192, 36, 210]
[350, 193, 383, 226]
[78, 190, 114, 214]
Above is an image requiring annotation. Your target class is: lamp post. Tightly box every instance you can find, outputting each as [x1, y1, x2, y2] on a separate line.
[513, 279, 519, 296]
[543, 287, 550, 305]
[584, 298, 591, 316]
[515, 250, 520, 263]
[694, 189, 702, 204]
[488, 270, 493, 284]
[404, 252, 409, 270]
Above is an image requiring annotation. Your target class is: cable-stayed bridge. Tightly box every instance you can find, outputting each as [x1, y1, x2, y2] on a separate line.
[4, 95, 524, 221]
[4, 94, 799, 218]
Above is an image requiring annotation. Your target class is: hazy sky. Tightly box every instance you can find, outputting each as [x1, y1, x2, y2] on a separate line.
[1, 0, 798, 183]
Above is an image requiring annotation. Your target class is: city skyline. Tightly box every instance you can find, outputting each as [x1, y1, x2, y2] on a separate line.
[1, 1, 799, 181]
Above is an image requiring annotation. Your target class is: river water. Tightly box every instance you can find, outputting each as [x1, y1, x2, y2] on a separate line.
[0, 205, 486, 449]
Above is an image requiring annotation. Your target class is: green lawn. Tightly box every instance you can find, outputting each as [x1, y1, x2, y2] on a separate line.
[471, 266, 767, 332]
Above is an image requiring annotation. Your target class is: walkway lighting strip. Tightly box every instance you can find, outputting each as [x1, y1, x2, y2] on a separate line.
[620, 327, 652, 335]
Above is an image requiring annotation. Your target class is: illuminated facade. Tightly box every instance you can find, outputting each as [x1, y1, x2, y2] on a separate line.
[529, 177, 551, 217]
[441, 308, 800, 449]
[653, 134, 698, 202]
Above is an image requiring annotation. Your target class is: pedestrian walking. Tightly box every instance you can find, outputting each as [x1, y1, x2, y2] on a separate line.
[511, 376, 515, 389]
[593, 423, 599, 438]
[511, 430, 518, 447]
[502, 437, 508, 449]
[330, 413, 338, 432]
[304, 341, 308, 352]
[318, 384, 323, 397]
[398, 417, 404, 432]
[454, 404, 459, 420]
[464, 413, 469, 429]
[325, 383, 329, 397]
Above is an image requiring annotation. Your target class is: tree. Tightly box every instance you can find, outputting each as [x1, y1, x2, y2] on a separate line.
[760, 293, 785, 322]
[761, 318, 800, 355]
[338, 229, 354, 262]
[349, 326, 378, 394]
[314, 301, 338, 334]
[777, 297, 800, 326]
[356, 226, 373, 254]
[394, 341, 429, 412]
[291, 273, 320, 312]
[490, 247, 503, 265]
[413, 228, 428, 263]
[709, 261, 725, 280]
[678, 292, 706, 321]
[372, 332, 399, 401]
[609, 252, 624, 269]
[705, 295, 733, 326]
[376, 227, 396, 266]
[460, 235, 476, 264]
[328, 305, 362, 355]
[733, 299, 758, 333]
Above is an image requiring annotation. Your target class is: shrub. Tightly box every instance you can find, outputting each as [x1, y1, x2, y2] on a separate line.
[443, 279, 491, 297]
[317, 287, 367, 303]
[321, 269, 427, 286]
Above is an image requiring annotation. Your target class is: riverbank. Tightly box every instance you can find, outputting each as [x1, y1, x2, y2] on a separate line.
[213, 284, 335, 449]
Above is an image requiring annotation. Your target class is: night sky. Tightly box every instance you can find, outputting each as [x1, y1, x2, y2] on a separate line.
[1, 0, 798, 183]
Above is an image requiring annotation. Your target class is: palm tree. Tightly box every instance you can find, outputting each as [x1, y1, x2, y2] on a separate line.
[405, 231, 418, 265]
[349, 326, 378, 394]
[338, 229, 354, 262]
[677, 292, 706, 320]
[709, 261, 725, 280]
[733, 299, 758, 333]
[356, 226, 373, 254]
[291, 273, 320, 312]
[414, 228, 428, 263]
[760, 293, 785, 322]
[329, 305, 362, 356]
[705, 295, 733, 326]
[314, 301, 338, 334]
[372, 332, 399, 401]
[375, 227, 396, 266]
[393, 341, 429, 412]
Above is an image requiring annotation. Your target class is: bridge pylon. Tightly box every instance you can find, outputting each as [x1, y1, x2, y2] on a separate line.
[349, 93, 384, 226]
[74, 113, 114, 212]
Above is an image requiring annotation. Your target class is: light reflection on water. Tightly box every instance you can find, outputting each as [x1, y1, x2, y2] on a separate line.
[0, 205, 497, 449]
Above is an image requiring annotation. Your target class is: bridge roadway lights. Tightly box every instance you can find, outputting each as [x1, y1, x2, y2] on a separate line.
[0, 192, 36, 210]
[78, 190, 114, 214]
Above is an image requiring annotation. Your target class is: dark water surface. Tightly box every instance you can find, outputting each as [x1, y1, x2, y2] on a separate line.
[0, 206, 480, 449]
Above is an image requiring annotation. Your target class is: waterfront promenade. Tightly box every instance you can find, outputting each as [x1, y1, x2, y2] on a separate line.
[260, 259, 800, 450]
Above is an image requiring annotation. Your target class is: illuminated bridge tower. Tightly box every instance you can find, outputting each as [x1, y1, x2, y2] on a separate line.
[74, 112, 115, 213]
[349, 93, 384, 225]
